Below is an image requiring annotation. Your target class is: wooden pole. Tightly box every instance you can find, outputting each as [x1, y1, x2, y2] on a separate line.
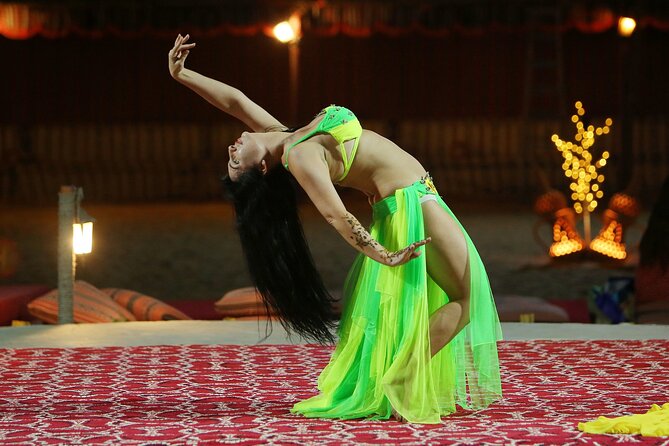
[58, 185, 76, 324]
[288, 42, 299, 125]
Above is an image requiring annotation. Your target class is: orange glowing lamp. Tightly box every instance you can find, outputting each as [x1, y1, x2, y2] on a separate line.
[72, 190, 95, 255]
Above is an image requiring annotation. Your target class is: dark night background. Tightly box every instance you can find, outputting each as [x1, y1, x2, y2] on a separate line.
[0, 1, 667, 303]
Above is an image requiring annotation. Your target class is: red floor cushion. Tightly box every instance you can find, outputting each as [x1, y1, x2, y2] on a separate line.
[27, 281, 136, 324]
[103, 288, 192, 321]
[0, 284, 52, 325]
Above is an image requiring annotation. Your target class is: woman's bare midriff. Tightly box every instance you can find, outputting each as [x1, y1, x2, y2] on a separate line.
[329, 130, 427, 202]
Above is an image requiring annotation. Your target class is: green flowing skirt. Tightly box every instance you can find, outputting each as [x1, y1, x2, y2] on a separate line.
[292, 178, 503, 424]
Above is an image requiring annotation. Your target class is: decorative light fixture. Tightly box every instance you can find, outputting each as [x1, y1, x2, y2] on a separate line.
[273, 13, 301, 44]
[551, 101, 613, 244]
[73, 189, 95, 255]
[57, 186, 95, 323]
[618, 17, 636, 37]
[590, 193, 640, 260]
[534, 189, 585, 258]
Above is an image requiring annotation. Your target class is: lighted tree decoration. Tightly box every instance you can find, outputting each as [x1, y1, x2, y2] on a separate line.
[551, 101, 612, 244]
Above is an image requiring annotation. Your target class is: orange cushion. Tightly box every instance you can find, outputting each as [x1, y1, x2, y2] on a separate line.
[215, 287, 275, 317]
[215, 287, 344, 318]
[27, 281, 136, 324]
[103, 288, 192, 321]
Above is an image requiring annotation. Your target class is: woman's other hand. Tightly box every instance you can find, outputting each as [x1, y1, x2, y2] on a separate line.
[383, 237, 432, 266]
[168, 34, 196, 79]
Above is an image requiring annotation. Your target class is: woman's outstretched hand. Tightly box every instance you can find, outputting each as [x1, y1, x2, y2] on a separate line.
[168, 34, 196, 79]
[382, 237, 431, 266]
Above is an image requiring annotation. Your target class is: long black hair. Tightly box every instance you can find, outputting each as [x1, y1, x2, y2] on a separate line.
[222, 166, 336, 344]
[639, 175, 669, 272]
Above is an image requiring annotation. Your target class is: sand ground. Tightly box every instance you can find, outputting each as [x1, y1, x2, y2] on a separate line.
[0, 194, 648, 304]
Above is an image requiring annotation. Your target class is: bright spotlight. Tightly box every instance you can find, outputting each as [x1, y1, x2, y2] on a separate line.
[273, 21, 297, 43]
[618, 17, 636, 37]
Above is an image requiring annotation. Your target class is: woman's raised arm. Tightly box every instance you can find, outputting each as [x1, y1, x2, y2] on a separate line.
[168, 34, 284, 133]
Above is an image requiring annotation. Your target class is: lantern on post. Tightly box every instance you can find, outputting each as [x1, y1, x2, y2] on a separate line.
[57, 186, 95, 324]
[73, 189, 95, 255]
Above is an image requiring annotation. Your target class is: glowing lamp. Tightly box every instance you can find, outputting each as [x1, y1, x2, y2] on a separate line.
[551, 102, 613, 244]
[72, 189, 95, 255]
[73, 221, 93, 255]
[273, 21, 295, 43]
[590, 193, 640, 260]
[273, 13, 301, 44]
[58, 185, 96, 323]
[534, 190, 585, 258]
[549, 208, 586, 258]
[618, 17, 636, 37]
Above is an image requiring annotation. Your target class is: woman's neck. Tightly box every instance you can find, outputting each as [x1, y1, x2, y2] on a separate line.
[259, 131, 292, 169]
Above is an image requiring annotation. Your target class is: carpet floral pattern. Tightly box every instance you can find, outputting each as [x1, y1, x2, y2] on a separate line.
[0, 340, 668, 445]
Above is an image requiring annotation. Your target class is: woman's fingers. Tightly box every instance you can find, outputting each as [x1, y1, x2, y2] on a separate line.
[172, 34, 190, 52]
[416, 237, 432, 247]
[401, 238, 431, 263]
[178, 43, 196, 51]
[170, 35, 182, 57]
[385, 237, 432, 266]
[173, 42, 195, 60]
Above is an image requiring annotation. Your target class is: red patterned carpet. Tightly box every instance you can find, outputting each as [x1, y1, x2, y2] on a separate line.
[1, 340, 668, 445]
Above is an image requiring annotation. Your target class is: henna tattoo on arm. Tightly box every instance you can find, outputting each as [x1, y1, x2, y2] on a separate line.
[343, 212, 393, 263]
[336, 212, 428, 265]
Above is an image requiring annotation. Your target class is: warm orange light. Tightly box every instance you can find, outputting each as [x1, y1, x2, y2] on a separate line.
[590, 221, 626, 259]
[548, 209, 585, 258]
[273, 21, 295, 43]
[73, 221, 93, 255]
[551, 102, 612, 215]
[618, 17, 636, 37]
[0, 3, 48, 39]
[273, 14, 301, 44]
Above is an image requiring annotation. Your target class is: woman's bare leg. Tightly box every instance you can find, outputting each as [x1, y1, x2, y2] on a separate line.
[421, 200, 471, 357]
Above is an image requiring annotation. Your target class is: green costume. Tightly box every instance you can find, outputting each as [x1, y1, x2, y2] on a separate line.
[284, 105, 362, 182]
[288, 106, 503, 424]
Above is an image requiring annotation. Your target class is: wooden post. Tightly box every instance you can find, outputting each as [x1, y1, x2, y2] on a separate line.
[288, 42, 299, 125]
[58, 185, 76, 324]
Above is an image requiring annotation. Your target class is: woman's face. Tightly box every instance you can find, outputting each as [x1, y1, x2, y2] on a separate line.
[227, 132, 263, 181]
